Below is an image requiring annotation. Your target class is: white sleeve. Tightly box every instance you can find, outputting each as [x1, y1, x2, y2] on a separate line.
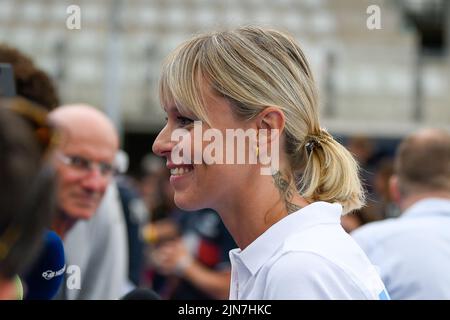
[264, 251, 367, 300]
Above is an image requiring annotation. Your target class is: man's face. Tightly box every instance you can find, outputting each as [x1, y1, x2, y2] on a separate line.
[54, 130, 117, 220]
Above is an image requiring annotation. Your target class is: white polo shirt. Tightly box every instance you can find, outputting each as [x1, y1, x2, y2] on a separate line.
[352, 198, 450, 299]
[229, 201, 389, 300]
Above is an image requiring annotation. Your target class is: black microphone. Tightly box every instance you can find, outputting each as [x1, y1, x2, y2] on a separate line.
[121, 288, 161, 300]
[23, 230, 66, 300]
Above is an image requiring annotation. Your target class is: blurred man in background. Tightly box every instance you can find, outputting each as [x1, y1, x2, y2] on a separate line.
[49, 105, 129, 300]
[2, 43, 130, 300]
[49, 105, 119, 237]
[352, 128, 450, 299]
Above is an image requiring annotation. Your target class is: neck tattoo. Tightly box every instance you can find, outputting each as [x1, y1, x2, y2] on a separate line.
[272, 170, 302, 214]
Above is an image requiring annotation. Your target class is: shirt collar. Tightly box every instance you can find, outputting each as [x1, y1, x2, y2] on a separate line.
[229, 201, 343, 276]
[402, 198, 450, 219]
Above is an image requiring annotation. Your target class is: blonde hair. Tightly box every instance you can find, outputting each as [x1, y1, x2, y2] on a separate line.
[159, 26, 364, 214]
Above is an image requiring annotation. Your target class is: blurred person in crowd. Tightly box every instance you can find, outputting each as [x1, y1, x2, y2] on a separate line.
[49, 105, 129, 300]
[139, 154, 171, 222]
[49, 104, 119, 237]
[341, 136, 380, 232]
[352, 128, 450, 299]
[0, 99, 57, 299]
[152, 26, 388, 299]
[143, 179, 235, 300]
[371, 158, 400, 219]
[58, 182, 129, 299]
[1, 47, 62, 299]
[2, 44, 129, 299]
[115, 150, 150, 287]
[141, 167, 179, 246]
[0, 44, 59, 110]
[346, 136, 376, 180]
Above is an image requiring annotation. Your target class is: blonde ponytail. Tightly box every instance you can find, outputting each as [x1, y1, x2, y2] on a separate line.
[297, 130, 365, 214]
[159, 26, 365, 213]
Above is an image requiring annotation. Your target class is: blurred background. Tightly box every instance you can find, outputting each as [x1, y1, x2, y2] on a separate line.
[0, 0, 449, 175]
[0, 0, 448, 175]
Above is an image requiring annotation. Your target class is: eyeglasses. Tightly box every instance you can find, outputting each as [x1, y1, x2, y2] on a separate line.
[56, 153, 117, 177]
[0, 97, 59, 155]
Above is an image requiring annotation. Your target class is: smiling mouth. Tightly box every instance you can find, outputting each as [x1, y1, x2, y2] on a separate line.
[170, 166, 194, 176]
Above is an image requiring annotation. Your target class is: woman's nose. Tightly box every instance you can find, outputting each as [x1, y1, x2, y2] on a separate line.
[152, 125, 173, 157]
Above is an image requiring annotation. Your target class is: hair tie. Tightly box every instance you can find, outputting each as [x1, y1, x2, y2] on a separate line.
[305, 140, 318, 155]
[304, 129, 333, 156]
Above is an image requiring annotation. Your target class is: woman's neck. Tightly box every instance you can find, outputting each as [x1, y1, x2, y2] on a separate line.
[215, 172, 308, 250]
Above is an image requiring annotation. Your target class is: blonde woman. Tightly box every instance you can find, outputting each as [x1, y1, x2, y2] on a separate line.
[152, 26, 389, 300]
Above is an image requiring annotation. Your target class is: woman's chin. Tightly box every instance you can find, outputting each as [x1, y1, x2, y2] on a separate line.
[174, 194, 203, 212]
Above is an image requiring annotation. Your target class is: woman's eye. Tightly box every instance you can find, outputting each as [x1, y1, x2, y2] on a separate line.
[176, 116, 194, 127]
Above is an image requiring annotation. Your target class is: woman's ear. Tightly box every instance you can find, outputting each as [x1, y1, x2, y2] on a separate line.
[255, 107, 285, 142]
[255, 107, 284, 175]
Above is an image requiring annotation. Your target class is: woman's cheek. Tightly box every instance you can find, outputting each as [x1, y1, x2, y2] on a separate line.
[171, 131, 194, 165]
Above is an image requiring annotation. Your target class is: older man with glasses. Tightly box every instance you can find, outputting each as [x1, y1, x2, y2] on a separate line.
[2, 50, 128, 299]
[49, 104, 131, 301]
[49, 104, 119, 237]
